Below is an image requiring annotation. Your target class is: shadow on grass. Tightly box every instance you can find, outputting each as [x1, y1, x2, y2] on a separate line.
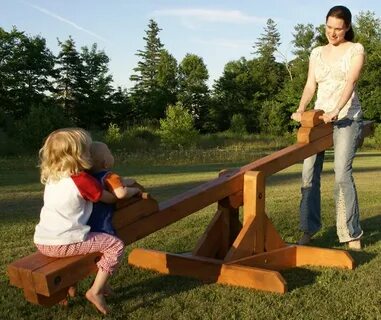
[0, 197, 41, 226]
[114, 263, 321, 298]
[306, 151, 381, 162]
[281, 267, 321, 291]
[268, 165, 381, 186]
[111, 274, 200, 312]
[114, 267, 319, 305]
[123, 162, 243, 176]
[354, 152, 381, 158]
[147, 180, 213, 201]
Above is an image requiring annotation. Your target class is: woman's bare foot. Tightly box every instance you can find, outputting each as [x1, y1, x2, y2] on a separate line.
[86, 289, 109, 315]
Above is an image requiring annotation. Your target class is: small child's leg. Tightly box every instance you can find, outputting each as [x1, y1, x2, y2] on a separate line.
[103, 282, 114, 296]
[85, 269, 110, 315]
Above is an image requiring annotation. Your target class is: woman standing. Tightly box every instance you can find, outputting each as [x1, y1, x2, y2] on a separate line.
[291, 5, 365, 249]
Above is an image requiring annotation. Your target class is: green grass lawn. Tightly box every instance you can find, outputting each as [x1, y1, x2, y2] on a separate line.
[1, 149, 381, 320]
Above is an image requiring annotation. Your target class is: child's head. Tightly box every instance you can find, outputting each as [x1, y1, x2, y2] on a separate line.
[90, 141, 115, 172]
[39, 128, 93, 184]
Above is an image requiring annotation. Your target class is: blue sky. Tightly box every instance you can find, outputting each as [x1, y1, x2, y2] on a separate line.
[1, 0, 380, 89]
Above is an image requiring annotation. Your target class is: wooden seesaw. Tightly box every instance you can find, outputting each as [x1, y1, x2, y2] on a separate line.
[7, 110, 374, 305]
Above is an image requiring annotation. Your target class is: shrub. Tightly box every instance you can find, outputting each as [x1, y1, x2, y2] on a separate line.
[120, 125, 161, 152]
[104, 123, 123, 146]
[230, 114, 247, 134]
[159, 103, 199, 149]
[127, 125, 159, 142]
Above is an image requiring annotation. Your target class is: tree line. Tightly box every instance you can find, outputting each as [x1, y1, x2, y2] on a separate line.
[0, 11, 380, 150]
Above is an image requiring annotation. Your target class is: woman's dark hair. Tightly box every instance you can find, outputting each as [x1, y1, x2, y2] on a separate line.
[326, 5, 354, 41]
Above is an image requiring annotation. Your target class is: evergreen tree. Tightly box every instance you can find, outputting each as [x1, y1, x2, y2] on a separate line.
[252, 18, 285, 97]
[54, 37, 84, 123]
[130, 19, 163, 91]
[254, 18, 281, 62]
[130, 19, 166, 119]
[251, 19, 287, 132]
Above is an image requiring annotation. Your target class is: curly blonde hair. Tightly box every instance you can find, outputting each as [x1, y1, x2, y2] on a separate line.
[39, 128, 93, 184]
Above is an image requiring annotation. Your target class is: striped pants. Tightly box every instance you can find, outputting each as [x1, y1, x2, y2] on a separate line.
[35, 232, 125, 275]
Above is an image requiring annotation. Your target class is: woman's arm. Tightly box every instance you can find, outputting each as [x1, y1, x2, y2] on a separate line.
[291, 55, 317, 122]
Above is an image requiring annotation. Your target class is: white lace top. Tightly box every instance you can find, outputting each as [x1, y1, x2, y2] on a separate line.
[311, 42, 365, 120]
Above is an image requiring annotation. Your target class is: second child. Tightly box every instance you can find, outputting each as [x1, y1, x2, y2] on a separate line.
[87, 141, 142, 236]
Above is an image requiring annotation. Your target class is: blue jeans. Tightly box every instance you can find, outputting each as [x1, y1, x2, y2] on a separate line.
[299, 118, 363, 243]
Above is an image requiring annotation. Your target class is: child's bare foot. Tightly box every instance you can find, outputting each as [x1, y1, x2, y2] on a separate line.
[59, 298, 69, 307]
[103, 283, 114, 296]
[86, 289, 109, 315]
[68, 285, 77, 297]
[58, 285, 76, 306]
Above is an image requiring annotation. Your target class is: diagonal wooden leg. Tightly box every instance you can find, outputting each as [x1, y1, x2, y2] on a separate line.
[192, 209, 226, 258]
[295, 245, 355, 269]
[263, 215, 286, 251]
[192, 197, 241, 259]
[225, 245, 355, 271]
[224, 215, 258, 262]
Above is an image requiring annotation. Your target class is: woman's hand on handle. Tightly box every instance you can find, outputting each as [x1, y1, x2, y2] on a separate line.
[291, 110, 303, 122]
[319, 108, 340, 124]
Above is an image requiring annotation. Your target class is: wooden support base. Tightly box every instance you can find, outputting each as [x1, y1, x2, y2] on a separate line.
[128, 248, 287, 294]
[128, 244, 354, 294]
[127, 168, 356, 294]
